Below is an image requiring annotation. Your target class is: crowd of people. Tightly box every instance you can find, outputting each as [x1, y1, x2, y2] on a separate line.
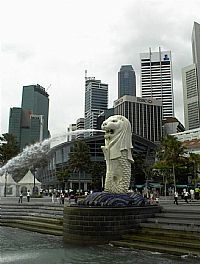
[16, 185, 200, 206]
[174, 186, 200, 205]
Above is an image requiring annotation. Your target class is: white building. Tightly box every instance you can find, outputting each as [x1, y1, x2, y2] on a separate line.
[140, 47, 174, 119]
[76, 118, 85, 139]
[66, 123, 77, 142]
[0, 173, 17, 197]
[163, 117, 185, 136]
[171, 128, 200, 155]
[17, 170, 41, 195]
[84, 77, 108, 137]
[182, 64, 198, 130]
[171, 127, 200, 142]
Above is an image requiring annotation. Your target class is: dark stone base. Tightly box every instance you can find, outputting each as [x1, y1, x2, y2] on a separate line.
[63, 205, 161, 245]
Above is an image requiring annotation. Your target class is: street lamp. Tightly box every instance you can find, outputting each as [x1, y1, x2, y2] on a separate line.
[4, 171, 7, 197]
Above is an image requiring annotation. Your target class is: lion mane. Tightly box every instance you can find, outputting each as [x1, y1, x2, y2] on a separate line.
[101, 115, 133, 162]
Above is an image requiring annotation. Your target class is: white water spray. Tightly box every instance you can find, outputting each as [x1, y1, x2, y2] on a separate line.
[0, 129, 104, 175]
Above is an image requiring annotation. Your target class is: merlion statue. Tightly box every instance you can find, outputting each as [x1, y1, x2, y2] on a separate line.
[101, 115, 134, 194]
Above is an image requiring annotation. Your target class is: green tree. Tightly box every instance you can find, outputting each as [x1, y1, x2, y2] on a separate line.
[155, 135, 186, 191]
[68, 140, 91, 193]
[89, 161, 106, 191]
[132, 153, 146, 185]
[0, 133, 20, 166]
[188, 152, 200, 184]
[55, 166, 70, 190]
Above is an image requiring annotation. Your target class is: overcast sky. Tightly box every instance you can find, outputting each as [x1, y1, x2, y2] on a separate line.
[1, 0, 199, 136]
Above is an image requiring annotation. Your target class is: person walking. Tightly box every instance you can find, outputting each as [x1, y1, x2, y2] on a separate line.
[174, 191, 178, 205]
[184, 190, 189, 203]
[190, 188, 195, 201]
[18, 191, 23, 203]
[27, 190, 31, 202]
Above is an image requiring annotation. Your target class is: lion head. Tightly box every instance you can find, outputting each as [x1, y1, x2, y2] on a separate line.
[101, 115, 133, 162]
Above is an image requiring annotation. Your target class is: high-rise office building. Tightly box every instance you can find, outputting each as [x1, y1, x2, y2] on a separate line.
[76, 118, 85, 139]
[182, 22, 200, 130]
[114, 95, 162, 142]
[192, 22, 200, 88]
[140, 48, 174, 119]
[182, 64, 198, 130]
[9, 84, 49, 151]
[118, 65, 136, 98]
[84, 77, 108, 136]
[66, 123, 77, 142]
[8, 107, 22, 145]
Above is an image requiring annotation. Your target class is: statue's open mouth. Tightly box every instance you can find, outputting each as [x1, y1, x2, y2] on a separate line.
[105, 129, 114, 134]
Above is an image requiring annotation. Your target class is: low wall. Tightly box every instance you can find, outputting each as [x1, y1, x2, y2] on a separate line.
[63, 205, 161, 244]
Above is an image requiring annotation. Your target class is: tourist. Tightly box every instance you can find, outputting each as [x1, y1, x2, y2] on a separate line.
[190, 188, 195, 201]
[26, 190, 31, 202]
[184, 190, 189, 203]
[195, 186, 200, 200]
[174, 191, 178, 205]
[18, 191, 23, 203]
[60, 192, 65, 204]
[51, 192, 55, 203]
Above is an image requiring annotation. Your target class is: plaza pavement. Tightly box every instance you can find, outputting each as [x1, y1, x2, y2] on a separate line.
[0, 195, 200, 211]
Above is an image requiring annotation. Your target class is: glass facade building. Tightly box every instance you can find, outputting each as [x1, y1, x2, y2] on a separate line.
[118, 65, 136, 98]
[8, 84, 49, 151]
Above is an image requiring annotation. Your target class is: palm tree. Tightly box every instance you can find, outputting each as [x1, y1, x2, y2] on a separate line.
[188, 153, 200, 184]
[68, 140, 91, 194]
[155, 135, 186, 192]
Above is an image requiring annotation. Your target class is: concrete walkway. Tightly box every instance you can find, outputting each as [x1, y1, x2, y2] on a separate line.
[1, 195, 200, 210]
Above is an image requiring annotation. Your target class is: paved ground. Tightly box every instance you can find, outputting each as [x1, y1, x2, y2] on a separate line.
[0, 195, 200, 211]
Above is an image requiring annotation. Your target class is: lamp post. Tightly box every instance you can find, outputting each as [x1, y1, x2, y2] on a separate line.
[4, 171, 7, 197]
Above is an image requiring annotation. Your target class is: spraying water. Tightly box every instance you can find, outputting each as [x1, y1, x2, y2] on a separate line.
[0, 129, 104, 175]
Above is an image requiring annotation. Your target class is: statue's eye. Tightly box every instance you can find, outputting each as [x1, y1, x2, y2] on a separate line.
[112, 120, 117, 122]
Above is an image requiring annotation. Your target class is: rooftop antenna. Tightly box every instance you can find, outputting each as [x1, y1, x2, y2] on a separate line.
[46, 84, 52, 91]
[85, 70, 87, 80]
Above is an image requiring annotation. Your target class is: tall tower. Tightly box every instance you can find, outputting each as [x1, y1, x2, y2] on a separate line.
[140, 47, 174, 119]
[192, 22, 200, 84]
[182, 22, 200, 130]
[9, 84, 49, 151]
[118, 65, 136, 98]
[182, 64, 198, 130]
[84, 76, 108, 136]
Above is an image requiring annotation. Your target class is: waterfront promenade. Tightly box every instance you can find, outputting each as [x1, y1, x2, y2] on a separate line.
[1, 195, 199, 256]
[1, 195, 200, 209]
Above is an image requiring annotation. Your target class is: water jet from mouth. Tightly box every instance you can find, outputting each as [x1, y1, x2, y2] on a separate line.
[0, 129, 104, 175]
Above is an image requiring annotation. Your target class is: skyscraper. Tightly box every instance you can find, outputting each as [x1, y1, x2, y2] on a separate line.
[84, 77, 108, 136]
[192, 22, 200, 87]
[118, 65, 136, 98]
[9, 84, 49, 151]
[182, 64, 198, 130]
[140, 48, 174, 119]
[114, 95, 162, 142]
[182, 22, 200, 130]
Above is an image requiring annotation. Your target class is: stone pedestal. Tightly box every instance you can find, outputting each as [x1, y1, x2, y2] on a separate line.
[63, 205, 161, 244]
